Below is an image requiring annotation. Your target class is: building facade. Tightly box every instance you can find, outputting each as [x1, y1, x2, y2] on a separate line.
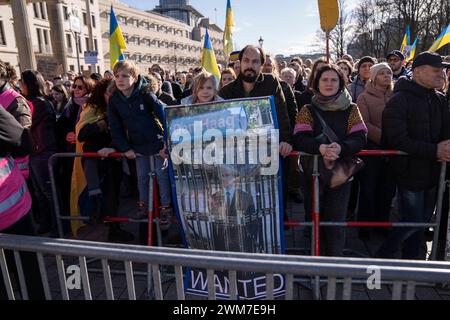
[100, 0, 225, 73]
[0, 0, 224, 79]
[0, 0, 104, 79]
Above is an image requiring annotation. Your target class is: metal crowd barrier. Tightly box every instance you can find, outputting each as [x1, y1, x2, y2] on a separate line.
[288, 150, 447, 261]
[1, 233, 450, 300]
[48, 152, 162, 246]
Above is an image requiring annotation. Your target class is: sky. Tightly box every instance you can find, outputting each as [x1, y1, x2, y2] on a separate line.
[120, 0, 359, 56]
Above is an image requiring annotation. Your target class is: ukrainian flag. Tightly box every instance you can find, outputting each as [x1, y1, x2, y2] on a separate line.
[429, 24, 450, 52]
[405, 38, 418, 62]
[202, 29, 221, 87]
[109, 5, 126, 68]
[400, 25, 410, 53]
[223, 0, 235, 58]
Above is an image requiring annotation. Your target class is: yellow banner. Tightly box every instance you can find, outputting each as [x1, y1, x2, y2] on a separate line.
[318, 0, 339, 32]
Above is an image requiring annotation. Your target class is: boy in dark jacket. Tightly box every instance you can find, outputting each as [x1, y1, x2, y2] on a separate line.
[108, 61, 172, 228]
[377, 52, 450, 259]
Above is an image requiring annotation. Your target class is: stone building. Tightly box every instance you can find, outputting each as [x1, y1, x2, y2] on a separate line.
[100, 0, 225, 73]
[0, 0, 103, 79]
[0, 0, 224, 79]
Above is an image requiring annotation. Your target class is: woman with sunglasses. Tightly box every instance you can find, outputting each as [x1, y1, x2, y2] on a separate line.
[56, 76, 95, 233]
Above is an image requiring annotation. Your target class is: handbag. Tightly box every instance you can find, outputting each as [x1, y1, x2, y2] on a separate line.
[300, 106, 364, 189]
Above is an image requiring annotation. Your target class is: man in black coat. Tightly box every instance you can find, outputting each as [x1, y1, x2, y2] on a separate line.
[377, 52, 450, 259]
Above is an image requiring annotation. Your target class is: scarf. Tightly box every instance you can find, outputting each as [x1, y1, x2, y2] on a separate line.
[312, 89, 352, 112]
[73, 95, 89, 107]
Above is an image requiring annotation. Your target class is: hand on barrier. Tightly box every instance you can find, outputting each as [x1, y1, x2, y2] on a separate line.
[279, 142, 293, 157]
[98, 148, 116, 158]
[159, 146, 169, 160]
[124, 149, 137, 159]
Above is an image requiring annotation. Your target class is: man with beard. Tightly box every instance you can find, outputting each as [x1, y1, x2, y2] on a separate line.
[219, 45, 293, 158]
[387, 50, 411, 81]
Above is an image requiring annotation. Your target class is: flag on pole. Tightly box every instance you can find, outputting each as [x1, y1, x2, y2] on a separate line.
[429, 24, 450, 52]
[400, 25, 411, 53]
[202, 29, 221, 87]
[223, 0, 235, 58]
[109, 5, 126, 68]
[405, 38, 418, 62]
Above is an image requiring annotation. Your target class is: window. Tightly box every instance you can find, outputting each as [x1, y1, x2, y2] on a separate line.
[66, 34, 72, 50]
[63, 6, 69, 20]
[43, 29, 50, 52]
[36, 28, 42, 52]
[78, 36, 82, 53]
[39, 2, 47, 20]
[91, 15, 96, 28]
[33, 3, 39, 19]
[82, 12, 87, 25]
[85, 37, 89, 51]
[94, 39, 98, 51]
[0, 21, 6, 45]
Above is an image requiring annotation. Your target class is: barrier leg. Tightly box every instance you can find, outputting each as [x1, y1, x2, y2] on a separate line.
[431, 162, 447, 260]
[48, 154, 64, 238]
[312, 155, 321, 299]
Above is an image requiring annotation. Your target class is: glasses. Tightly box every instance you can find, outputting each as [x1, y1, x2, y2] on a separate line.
[71, 84, 84, 90]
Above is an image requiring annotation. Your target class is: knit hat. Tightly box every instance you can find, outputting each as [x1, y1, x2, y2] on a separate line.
[357, 56, 377, 72]
[370, 62, 392, 83]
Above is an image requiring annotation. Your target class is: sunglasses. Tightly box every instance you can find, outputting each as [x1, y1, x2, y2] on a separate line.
[71, 84, 84, 90]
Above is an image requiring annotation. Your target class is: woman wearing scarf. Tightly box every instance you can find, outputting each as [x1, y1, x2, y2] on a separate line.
[57, 76, 95, 235]
[293, 65, 367, 256]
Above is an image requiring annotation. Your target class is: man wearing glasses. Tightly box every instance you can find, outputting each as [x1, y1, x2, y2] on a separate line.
[387, 50, 411, 82]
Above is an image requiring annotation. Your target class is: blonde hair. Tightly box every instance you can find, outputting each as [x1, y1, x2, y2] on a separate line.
[113, 60, 140, 79]
[191, 71, 217, 103]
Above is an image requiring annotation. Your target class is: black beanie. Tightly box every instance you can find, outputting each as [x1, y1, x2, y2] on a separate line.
[357, 56, 376, 72]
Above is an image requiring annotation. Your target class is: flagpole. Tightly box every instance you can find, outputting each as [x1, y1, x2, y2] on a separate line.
[326, 31, 330, 63]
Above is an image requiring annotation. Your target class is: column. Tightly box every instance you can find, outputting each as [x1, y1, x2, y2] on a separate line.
[47, 0, 68, 75]
[11, 0, 36, 71]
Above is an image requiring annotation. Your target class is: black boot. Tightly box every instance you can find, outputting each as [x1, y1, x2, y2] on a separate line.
[108, 223, 134, 243]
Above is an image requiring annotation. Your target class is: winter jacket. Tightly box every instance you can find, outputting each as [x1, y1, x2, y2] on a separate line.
[0, 106, 31, 157]
[108, 75, 165, 156]
[219, 73, 292, 143]
[392, 66, 411, 81]
[293, 103, 367, 157]
[29, 96, 57, 155]
[280, 80, 298, 130]
[356, 83, 393, 145]
[0, 83, 32, 129]
[382, 78, 450, 190]
[77, 104, 112, 153]
[157, 90, 178, 106]
[348, 75, 368, 103]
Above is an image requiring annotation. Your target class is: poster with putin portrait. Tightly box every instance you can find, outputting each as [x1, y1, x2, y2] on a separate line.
[163, 97, 285, 300]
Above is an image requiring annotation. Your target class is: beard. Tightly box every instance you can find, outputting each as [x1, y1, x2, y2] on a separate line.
[241, 69, 259, 83]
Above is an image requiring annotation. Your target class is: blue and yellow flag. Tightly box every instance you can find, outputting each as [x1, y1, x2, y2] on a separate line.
[400, 25, 411, 53]
[405, 38, 418, 62]
[429, 24, 450, 52]
[223, 0, 235, 58]
[109, 5, 126, 68]
[202, 29, 221, 87]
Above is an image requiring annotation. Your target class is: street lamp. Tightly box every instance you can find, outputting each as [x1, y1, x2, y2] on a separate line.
[258, 36, 264, 48]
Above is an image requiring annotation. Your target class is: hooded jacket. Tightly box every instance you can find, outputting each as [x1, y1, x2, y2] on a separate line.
[108, 75, 165, 156]
[348, 75, 368, 103]
[382, 78, 450, 190]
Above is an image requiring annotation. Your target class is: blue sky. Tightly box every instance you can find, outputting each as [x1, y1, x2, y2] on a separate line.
[120, 0, 358, 56]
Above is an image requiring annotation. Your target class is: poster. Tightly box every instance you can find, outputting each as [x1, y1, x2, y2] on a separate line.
[163, 97, 285, 299]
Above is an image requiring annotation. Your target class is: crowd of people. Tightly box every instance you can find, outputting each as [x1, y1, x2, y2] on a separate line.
[1, 46, 450, 267]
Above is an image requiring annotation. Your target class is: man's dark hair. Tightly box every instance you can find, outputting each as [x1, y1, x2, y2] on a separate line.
[312, 65, 345, 94]
[238, 45, 266, 65]
[90, 73, 103, 81]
